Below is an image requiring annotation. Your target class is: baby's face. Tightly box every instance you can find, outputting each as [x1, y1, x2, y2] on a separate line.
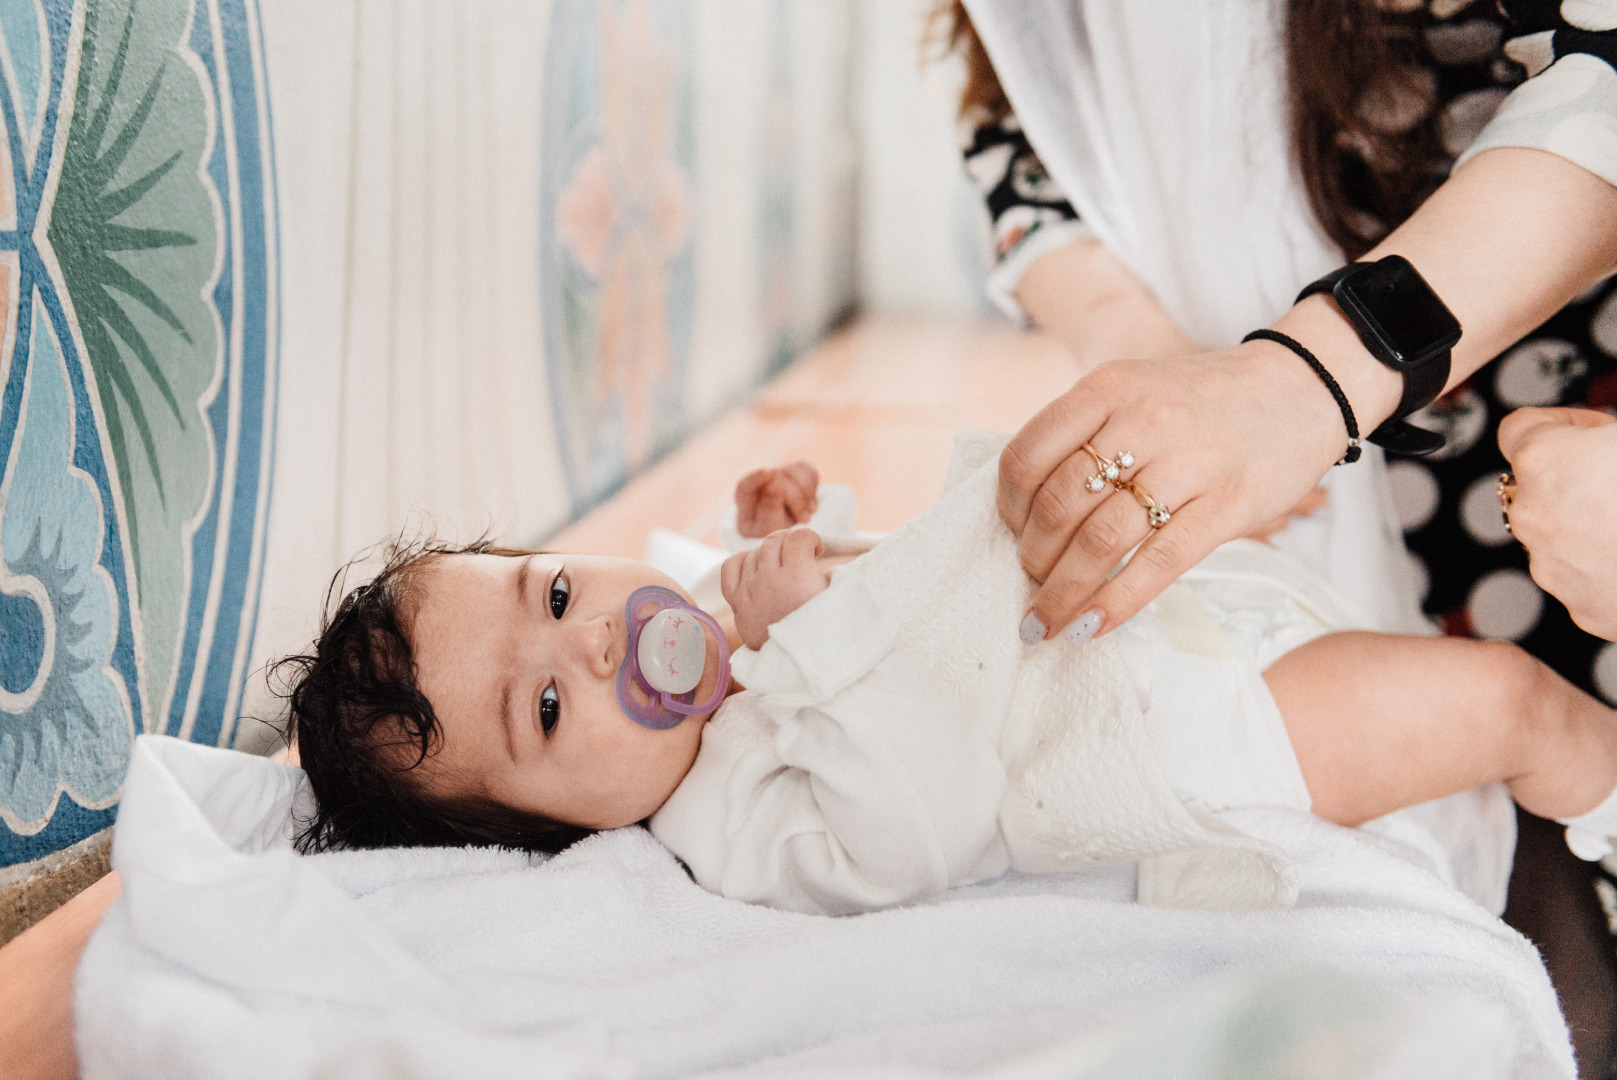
[407, 552, 715, 829]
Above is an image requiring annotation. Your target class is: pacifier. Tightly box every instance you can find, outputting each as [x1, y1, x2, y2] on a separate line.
[617, 586, 732, 729]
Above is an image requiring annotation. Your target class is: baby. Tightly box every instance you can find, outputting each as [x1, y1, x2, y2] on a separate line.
[283, 442, 1617, 915]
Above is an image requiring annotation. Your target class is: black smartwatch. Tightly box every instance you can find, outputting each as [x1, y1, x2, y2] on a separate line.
[1296, 255, 1461, 457]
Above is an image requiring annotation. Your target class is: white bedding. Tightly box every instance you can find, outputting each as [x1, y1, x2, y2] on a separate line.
[75, 736, 1572, 1078]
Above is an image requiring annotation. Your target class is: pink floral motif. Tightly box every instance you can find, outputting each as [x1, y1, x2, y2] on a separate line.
[553, 0, 692, 472]
[555, 149, 616, 278]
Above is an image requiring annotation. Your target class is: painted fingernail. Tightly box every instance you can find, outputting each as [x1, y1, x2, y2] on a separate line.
[1065, 610, 1103, 643]
[1018, 611, 1047, 645]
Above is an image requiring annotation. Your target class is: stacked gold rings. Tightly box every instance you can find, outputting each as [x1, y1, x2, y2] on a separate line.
[1080, 443, 1171, 529]
[1498, 472, 1517, 536]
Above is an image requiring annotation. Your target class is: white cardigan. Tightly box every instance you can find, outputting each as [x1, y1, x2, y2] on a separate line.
[650, 450, 1309, 916]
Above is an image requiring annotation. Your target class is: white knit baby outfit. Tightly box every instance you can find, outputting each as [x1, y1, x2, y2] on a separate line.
[651, 447, 1341, 916]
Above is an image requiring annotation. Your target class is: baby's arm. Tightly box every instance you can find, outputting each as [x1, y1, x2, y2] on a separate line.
[720, 527, 830, 649]
[1264, 632, 1617, 827]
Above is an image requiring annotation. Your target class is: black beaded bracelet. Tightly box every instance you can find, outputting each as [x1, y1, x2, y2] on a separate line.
[1241, 328, 1362, 466]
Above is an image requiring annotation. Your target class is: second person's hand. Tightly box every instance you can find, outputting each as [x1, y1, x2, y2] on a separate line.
[999, 340, 1362, 643]
[1499, 406, 1617, 641]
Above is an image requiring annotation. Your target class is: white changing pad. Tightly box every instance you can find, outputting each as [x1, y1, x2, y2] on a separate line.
[75, 736, 1572, 1079]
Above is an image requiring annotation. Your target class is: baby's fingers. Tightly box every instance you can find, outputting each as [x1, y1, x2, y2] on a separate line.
[779, 526, 824, 568]
[719, 550, 749, 604]
[735, 468, 775, 507]
[734, 468, 779, 538]
[777, 462, 820, 521]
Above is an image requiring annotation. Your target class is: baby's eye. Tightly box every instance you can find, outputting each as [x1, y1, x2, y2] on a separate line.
[548, 573, 570, 620]
[539, 685, 560, 735]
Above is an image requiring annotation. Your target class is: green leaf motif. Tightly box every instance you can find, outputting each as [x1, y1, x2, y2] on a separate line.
[46, 0, 222, 728]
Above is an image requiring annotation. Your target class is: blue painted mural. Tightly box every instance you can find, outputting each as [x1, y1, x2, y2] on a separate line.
[0, 0, 277, 867]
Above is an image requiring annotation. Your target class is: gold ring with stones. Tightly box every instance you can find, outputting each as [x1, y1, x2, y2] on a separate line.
[1117, 478, 1171, 529]
[1079, 444, 1135, 493]
[1497, 472, 1517, 535]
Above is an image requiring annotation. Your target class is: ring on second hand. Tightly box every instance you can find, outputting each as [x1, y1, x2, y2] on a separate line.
[1080, 444, 1136, 493]
[1497, 472, 1517, 536]
[1117, 478, 1172, 529]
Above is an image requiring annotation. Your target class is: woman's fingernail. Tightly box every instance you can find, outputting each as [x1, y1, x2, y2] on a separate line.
[1065, 610, 1103, 643]
[1019, 611, 1047, 645]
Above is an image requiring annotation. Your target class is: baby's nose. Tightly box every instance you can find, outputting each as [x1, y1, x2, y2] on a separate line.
[582, 614, 617, 677]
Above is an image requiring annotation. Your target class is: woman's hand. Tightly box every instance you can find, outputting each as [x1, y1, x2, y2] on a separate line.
[1244, 486, 1329, 544]
[1498, 407, 1617, 641]
[1003, 148, 1617, 643]
[720, 527, 831, 649]
[1000, 339, 1356, 642]
[735, 462, 819, 539]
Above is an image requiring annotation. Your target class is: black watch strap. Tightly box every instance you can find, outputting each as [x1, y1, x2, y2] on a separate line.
[1297, 265, 1448, 457]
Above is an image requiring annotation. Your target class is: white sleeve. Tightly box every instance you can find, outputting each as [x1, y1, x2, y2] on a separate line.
[1456, 19, 1617, 188]
[649, 572, 1008, 915]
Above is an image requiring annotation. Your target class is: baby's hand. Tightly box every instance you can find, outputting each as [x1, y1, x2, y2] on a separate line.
[735, 462, 819, 538]
[720, 527, 830, 649]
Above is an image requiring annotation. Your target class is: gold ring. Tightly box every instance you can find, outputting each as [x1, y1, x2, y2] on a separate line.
[1118, 478, 1172, 529]
[1498, 472, 1517, 535]
[1079, 444, 1136, 493]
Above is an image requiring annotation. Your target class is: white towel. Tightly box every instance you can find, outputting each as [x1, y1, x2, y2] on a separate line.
[76, 736, 1573, 1079]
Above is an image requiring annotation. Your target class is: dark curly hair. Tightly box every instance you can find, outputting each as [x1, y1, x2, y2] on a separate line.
[273, 537, 595, 856]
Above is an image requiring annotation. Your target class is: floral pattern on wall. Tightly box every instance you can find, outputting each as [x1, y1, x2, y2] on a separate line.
[541, 0, 695, 514]
[0, 0, 277, 867]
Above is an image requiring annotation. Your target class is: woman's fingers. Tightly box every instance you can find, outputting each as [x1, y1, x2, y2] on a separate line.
[998, 379, 1109, 537]
[1023, 464, 1195, 639]
[1499, 405, 1616, 459]
[1065, 497, 1214, 638]
[1000, 344, 1357, 643]
[1016, 445, 1113, 583]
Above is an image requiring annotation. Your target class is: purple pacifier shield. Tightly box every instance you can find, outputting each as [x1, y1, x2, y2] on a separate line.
[617, 585, 731, 730]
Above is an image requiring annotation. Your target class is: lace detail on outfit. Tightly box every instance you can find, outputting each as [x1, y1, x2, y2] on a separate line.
[850, 461, 1297, 908]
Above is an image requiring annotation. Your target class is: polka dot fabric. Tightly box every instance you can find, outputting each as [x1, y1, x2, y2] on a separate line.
[1383, 0, 1617, 707]
[1399, 276, 1617, 704]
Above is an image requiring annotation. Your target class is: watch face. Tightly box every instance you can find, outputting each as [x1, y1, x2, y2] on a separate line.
[1336, 255, 1462, 370]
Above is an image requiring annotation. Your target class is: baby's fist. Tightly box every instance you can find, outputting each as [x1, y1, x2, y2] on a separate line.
[720, 527, 830, 649]
[735, 462, 819, 538]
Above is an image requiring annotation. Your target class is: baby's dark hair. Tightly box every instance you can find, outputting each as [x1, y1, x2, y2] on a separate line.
[274, 537, 594, 856]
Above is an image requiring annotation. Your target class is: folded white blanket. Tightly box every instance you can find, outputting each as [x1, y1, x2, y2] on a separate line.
[76, 736, 1573, 1079]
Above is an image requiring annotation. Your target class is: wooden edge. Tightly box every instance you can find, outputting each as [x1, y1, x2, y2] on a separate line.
[0, 871, 122, 1080]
